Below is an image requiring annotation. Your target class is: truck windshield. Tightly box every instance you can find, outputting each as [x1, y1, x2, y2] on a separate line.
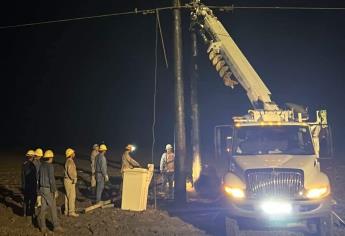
[233, 125, 315, 155]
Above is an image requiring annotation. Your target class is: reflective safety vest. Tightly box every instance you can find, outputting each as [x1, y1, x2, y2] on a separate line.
[165, 152, 175, 173]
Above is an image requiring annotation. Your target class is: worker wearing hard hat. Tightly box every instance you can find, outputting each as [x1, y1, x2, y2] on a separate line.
[64, 148, 79, 217]
[95, 144, 109, 203]
[90, 144, 99, 191]
[21, 150, 37, 219]
[33, 148, 43, 180]
[120, 144, 140, 195]
[121, 144, 140, 174]
[160, 144, 175, 198]
[33, 148, 43, 210]
[38, 150, 63, 233]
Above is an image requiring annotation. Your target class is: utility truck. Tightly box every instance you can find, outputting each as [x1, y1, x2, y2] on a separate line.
[190, 1, 334, 235]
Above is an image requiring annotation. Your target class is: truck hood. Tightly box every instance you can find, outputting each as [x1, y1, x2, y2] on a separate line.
[234, 155, 316, 173]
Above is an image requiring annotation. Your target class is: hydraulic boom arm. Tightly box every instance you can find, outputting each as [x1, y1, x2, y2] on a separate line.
[191, 1, 279, 111]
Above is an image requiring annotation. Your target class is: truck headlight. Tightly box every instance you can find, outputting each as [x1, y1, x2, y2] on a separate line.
[224, 186, 245, 199]
[260, 200, 292, 215]
[306, 187, 330, 199]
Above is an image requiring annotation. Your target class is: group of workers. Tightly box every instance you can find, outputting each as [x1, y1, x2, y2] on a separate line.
[22, 148, 64, 233]
[21, 143, 175, 233]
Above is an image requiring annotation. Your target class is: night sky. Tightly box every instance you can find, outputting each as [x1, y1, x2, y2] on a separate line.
[1, 0, 345, 158]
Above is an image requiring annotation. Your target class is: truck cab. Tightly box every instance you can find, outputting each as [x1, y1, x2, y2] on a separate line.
[220, 110, 334, 235]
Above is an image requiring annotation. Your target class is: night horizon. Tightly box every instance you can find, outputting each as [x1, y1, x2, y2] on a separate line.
[1, 0, 345, 157]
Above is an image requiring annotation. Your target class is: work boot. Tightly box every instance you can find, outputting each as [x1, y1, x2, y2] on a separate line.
[69, 212, 79, 217]
[40, 227, 48, 234]
[53, 226, 64, 233]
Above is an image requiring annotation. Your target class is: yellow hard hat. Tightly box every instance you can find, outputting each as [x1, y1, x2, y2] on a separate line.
[35, 148, 43, 158]
[43, 150, 54, 158]
[26, 150, 35, 157]
[65, 148, 75, 158]
[99, 144, 107, 151]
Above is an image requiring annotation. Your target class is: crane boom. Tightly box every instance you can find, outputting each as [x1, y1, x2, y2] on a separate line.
[191, 1, 279, 111]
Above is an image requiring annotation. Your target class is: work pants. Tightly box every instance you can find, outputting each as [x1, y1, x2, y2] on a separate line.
[38, 187, 60, 230]
[96, 173, 104, 203]
[64, 178, 76, 215]
[163, 172, 174, 198]
[23, 191, 36, 217]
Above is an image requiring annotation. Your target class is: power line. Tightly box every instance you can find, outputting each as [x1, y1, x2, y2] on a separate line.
[210, 5, 345, 11]
[0, 6, 188, 30]
[1, 4, 345, 30]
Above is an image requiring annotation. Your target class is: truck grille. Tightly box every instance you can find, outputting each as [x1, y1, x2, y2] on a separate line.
[245, 169, 304, 199]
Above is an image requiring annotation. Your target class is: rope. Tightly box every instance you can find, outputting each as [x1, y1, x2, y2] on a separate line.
[151, 11, 159, 209]
[156, 10, 169, 69]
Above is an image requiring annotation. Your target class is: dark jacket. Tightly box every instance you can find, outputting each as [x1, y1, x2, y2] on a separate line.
[32, 159, 41, 179]
[21, 160, 37, 193]
[39, 161, 57, 193]
[95, 153, 107, 177]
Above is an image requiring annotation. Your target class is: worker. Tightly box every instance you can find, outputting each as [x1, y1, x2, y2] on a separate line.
[159, 144, 175, 198]
[64, 148, 79, 217]
[33, 148, 43, 180]
[38, 150, 63, 233]
[90, 144, 99, 191]
[21, 150, 37, 219]
[121, 144, 140, 174]
[33, 148, 43, 209]
[95, 144, 109, 203]
[120, 144, 140, 195]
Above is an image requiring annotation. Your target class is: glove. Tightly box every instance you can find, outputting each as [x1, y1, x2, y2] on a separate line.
[104, 175, 109, 182]
[91, 175, 96, 187]
[54, 191, 59, 199]
[36, 196, 42, 207]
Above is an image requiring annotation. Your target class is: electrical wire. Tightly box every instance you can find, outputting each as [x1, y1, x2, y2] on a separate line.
[2, 4, 344, 30]
[0, 6, 188, 30]
[209, 5, 345, 11]
[156, 10, 169, 69]
[234, 6, 345, 10]
[151, 11, 159, 209]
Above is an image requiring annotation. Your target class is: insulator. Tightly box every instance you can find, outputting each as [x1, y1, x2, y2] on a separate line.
[212, 55, 222, 66]
[223, 72, 232, 80]
[215, 61, 226, 72]
[208, 50, 217, 61]
[219, 66, 229, 77]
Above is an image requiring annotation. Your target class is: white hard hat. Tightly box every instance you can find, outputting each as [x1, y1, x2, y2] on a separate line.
[165, 144, 173, 150]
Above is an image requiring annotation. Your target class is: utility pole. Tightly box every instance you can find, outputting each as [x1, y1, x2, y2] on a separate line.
[173, 0, 187, 204]
[190, 27, 201, 184]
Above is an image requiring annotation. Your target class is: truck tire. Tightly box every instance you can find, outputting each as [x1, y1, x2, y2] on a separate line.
[318, 213, 334, 236]
[225, 217, 241, 236]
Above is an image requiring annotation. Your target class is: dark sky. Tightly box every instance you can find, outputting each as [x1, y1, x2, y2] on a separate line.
[1, 0, 345, 157]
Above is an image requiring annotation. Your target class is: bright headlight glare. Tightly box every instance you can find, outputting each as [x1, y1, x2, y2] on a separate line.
[306, 187, 329, 199]
[131, 146, 136, 152]
[260, 201, 292, 215]
[224, 186, 245, 199]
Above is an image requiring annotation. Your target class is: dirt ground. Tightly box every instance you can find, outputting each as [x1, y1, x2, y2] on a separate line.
[1, 149, 345, 235]
[0, 150, 207, 236]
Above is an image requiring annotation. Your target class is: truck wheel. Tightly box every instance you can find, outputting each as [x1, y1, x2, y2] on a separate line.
[318, 213, 334, 236]
[225, 217, 241, 236]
